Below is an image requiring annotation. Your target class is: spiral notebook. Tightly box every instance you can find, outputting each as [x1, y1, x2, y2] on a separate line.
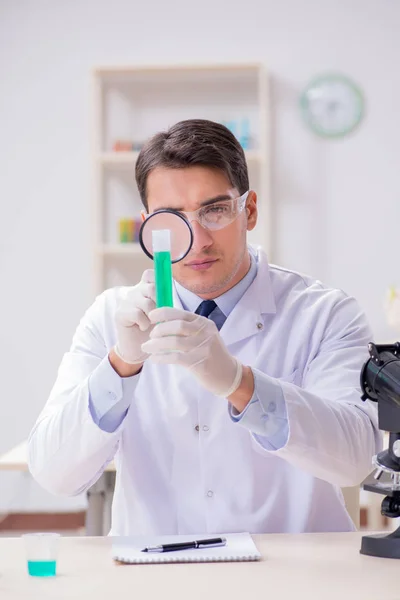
[112, 532, 261, 564]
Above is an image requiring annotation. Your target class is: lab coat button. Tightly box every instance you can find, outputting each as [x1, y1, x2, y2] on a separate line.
[256, 322, 263, 330]
[195, 425, 200, 432]
[268, 401, 277, 413]
[203, 425, 209, 432]
[207, 490, 214, 498]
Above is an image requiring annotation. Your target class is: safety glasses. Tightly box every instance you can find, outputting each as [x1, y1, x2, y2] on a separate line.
[146, 191, 249, 232]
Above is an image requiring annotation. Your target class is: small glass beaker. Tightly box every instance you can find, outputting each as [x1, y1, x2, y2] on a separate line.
[22, 532, 60, 577]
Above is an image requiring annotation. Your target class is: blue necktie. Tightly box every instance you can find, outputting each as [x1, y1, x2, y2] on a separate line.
[195, 300, 217, 318]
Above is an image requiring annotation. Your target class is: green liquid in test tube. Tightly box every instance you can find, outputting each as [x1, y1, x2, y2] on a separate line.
[153, 229, 173, 308]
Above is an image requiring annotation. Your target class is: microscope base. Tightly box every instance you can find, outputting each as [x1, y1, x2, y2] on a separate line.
[360, 526, 400, 559]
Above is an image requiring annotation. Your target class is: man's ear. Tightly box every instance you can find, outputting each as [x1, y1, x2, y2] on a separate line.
[246, 191, 258, 232]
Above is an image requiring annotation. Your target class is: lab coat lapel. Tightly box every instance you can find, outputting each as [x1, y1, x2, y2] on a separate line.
[220, 249, 277, 347]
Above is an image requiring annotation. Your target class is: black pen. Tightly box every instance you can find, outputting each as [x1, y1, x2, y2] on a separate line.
[141, 537, 227, 553]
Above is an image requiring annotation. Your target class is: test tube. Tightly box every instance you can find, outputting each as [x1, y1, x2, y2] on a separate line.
[152, 229, 173, 308]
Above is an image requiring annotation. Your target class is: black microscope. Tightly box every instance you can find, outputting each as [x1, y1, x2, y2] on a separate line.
[360, 342, 400, 558]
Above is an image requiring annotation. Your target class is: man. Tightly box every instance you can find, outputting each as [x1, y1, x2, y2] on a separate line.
[28, 119, 380, 535]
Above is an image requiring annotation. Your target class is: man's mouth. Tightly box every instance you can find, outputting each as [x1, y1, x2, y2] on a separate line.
[185, 258, 218, 271]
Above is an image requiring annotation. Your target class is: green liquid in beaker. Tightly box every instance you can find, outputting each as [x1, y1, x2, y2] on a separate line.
[27, 560, 57, 577]
[154, 250, 173, 308]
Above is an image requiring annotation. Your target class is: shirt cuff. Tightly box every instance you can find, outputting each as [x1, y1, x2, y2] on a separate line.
[88, 355, 140, 433]
[228, 368, 289, 450]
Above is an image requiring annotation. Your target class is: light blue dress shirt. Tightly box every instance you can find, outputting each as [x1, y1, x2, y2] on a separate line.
[89, 250, 288, 449]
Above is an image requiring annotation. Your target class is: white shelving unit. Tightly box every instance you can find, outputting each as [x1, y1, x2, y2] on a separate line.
[91, 63, 270, 296]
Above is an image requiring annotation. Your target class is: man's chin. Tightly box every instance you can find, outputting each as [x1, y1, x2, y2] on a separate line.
[178, 273, 231, 297]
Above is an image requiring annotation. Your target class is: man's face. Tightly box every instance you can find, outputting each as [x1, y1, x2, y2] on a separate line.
[145, 166, 258, 298]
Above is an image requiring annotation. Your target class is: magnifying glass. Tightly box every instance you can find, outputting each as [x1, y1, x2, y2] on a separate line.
[139, 210, 193, 308]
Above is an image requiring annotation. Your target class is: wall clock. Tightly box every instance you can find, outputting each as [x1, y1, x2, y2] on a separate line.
[300, 73, 365, 138]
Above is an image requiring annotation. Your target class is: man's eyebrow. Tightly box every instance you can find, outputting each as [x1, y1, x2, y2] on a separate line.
[199, 194, 232, 208]
[155, 195, 232, 212]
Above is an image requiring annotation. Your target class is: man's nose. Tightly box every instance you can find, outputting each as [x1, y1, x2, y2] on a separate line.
[190, 219, 213, 253]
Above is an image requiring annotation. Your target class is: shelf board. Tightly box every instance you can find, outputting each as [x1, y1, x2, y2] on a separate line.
[98, 244, 143, 256]
[93, 63, 263, 85]
[94, 63, 262, 76]
[99, 149, 262, 167]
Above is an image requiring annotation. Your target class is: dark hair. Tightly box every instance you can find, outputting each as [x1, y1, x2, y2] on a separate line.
[135, 119, 249, 211]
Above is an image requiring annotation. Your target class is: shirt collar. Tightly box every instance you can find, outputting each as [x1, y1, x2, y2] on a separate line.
[174, 248, 258, 317]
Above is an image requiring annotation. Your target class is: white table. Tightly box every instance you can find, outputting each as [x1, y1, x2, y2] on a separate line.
[0, 437, 392, 535]
[0, 532, 399, 599]
[0, 442, 115, 536]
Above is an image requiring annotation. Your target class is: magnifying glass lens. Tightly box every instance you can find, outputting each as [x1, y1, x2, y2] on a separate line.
[139, 211, 193, 263]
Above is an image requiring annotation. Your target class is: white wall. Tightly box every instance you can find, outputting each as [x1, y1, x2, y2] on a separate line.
[0, 0, 399, 511]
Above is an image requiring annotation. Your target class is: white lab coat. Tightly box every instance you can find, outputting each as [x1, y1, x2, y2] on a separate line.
[28, 248, 380, 535]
